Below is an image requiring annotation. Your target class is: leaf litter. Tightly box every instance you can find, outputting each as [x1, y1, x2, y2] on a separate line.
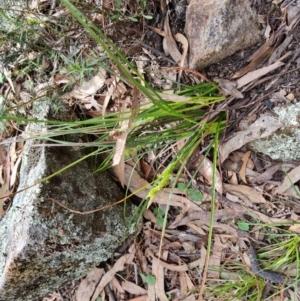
[1, 0, 300, 300]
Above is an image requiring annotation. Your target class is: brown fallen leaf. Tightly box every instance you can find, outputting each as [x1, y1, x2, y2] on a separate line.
[240, 151, 251, 184]
[223, 183, 269, 207]
[174, 32, 188, 82]
[236, 60, 285, 89]
[232, 25, 286, 79]
[121, 280, 147, 295]
[75, 268, 105, 301]
[91, 246, 136, 301]
[113, 89, 140, 187]
[153, 250, 169, 301]
[187, 154, 222, 194]
[219, 114, 283, 163]
[207, 235, 228, 279]
[249, 163, 297, 184]
[149, 12, 187, 66]
[216, 78, 244, 99]
[275, 165, 300, 195]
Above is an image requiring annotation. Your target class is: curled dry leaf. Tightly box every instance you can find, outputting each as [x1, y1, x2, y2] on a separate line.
[149, 12, 187, 67]
[219, 114, 283, 163]
[187, 154, 222, 194]
[174, 32, 188, 81]
[240, 151, 251, 184]
[113, 91, 139, 187]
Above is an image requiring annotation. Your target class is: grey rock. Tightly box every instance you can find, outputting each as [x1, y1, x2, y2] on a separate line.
[0, 102, 134, 301]
[185, 0, 261, 70]
[247, 103, 300, 161]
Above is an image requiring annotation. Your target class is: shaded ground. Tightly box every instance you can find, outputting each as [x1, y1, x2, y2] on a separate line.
[1, 0, 300, 300]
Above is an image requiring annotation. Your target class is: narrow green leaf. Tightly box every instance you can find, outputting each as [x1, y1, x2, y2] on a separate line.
[143, 15, 153, 20]
[128, 16, 138, 22]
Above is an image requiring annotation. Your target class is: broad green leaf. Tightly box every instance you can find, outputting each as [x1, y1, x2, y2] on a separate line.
[177, 182, 186, 192]
[140, 273, 156, 285]
[237, 220, 250, 231]
[187, 188, 202, 202]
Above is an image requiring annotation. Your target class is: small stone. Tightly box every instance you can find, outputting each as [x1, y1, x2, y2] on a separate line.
[185, 0, 261, 70]
[286, 93, 295, 101]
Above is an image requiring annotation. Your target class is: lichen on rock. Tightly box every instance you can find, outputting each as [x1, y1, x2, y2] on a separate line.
[0, 101, 134, 301]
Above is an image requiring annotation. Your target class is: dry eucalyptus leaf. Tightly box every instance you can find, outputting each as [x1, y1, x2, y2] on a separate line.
[236, 60, 285, 88]
[188, 154, 222, 194]
[149, 12, 187, 67]
[153, 250, 169, 301]
[288, 224, 300, 234]
[219, 114, 283, 163]
[121, 280, 147, 295]
[113, 93, 139, 187]
[233, 25, 286, 79]
[91, 246, 136, 301]
[75, 268, 105, 301]
[275, 165, 300, 194]
[208, 235, 228, 279]
[240, 151, 251, 184]
[223, 183, 269, 207]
